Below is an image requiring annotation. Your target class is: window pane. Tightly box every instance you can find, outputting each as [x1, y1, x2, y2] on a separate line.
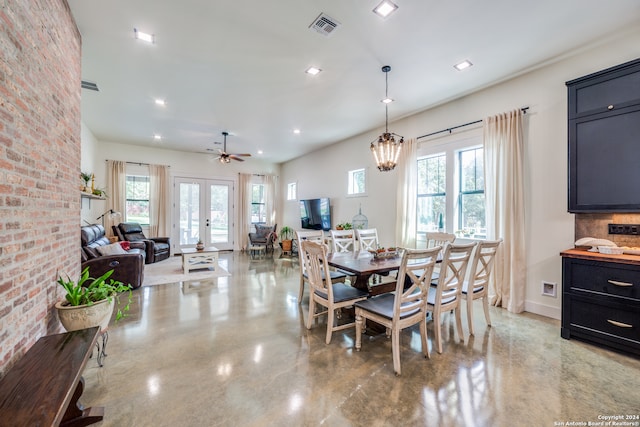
[460, 148, 484, 192]
[179, 182, 200, 244]
[251, 184, 266, 223]
[416, 195, 445, 232]
[460, 193, 485, 236]
[418, 155, 445, 195]
[348, 168, 366, 195]
[287, 182, 297, 200]
[126, 175, 150, 224]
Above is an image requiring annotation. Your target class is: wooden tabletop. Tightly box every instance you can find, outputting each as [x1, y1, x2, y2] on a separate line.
[326, 251, 402, 276]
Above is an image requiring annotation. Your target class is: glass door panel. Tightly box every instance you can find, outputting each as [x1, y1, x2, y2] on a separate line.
[174, 178, 234, 251]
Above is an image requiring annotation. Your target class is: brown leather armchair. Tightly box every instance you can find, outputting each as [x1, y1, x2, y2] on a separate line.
[113, 222, 171, 264]
[81, 225, 145, 289]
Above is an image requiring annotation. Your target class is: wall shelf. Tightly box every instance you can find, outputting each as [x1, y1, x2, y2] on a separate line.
[80, 192, 106, 200]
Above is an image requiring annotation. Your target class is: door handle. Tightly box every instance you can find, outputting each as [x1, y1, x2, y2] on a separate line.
[607, 319, 633, 328]
[607, 280, 633, 287]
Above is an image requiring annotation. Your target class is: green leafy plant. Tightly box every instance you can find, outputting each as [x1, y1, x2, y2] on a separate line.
[57, 267, 132, 321]
[279, 226, 294, 241]
[80, 172, 92, 186]
[92, 188, 107, 198]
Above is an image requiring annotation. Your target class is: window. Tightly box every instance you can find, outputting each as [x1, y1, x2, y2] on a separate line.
[417, 154, 446, 232]
[287, 182, 297, 200]
[125, 174, 150, 225]
[458, 147, 485, 237]
[347, 168, 366, 196]
[251, 184, 266, 223]
[416, 130, 485, 239]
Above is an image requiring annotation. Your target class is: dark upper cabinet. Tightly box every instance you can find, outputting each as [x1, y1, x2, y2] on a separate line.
[567, 58, 640, 212]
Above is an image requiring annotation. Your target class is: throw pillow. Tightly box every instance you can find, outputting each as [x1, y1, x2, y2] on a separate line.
[119, 241, 131, 251]
[256, 225, 272, 238]
[97, 242, 128, 256]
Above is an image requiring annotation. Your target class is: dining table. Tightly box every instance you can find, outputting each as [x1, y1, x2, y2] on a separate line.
[326, 250, 403, 296]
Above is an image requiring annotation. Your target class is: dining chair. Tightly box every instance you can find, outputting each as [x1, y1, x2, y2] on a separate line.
[462, 239, 502, 335]
[354, 246, 441, 376]
[329, 229, 356, 253]
[427, 241, 477, 354]
[355, 228, 379, 251]
[301, 240, 369, 344]
[425, 232, 456, 281]
[296, 230, 347, 304]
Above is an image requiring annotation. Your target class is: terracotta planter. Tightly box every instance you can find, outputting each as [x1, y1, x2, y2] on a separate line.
[281, 239, 293, 252]
[56, 298, 115, 333]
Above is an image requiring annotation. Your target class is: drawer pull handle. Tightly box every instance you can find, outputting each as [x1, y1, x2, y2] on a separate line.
[607, 280, 633, 287]
[607, 319, 633, 328]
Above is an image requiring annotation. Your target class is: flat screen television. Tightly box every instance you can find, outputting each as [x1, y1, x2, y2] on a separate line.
[299, 198, 331, 231]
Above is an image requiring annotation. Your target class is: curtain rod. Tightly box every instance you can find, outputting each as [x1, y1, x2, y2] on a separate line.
[416, 106, 529, 140]
[105, 160, 170, 167]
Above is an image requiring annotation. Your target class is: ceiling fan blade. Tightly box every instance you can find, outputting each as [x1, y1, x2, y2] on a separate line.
[229, 155, 245, 162]
[229, 153, 251, 157]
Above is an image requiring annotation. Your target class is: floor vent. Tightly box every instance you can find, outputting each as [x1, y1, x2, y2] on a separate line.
[309, 13, 340, 37]
[81, 80, 99, 91]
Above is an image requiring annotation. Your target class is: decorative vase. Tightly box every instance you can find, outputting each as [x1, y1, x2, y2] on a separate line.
[55, 298, 115, 333]
[196, 242, 205, 251]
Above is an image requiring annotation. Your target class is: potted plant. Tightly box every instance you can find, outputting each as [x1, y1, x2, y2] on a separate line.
[196, 239, 205, 251]
[55, 267, 132, 332]
[279, 226, 294, 252]
[80, 172, 92, 192]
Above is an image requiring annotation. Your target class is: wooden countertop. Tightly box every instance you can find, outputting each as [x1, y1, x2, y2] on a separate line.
[560, 248, 640, 266]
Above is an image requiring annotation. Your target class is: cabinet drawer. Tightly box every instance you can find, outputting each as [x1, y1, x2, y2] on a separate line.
[567, 259, 640, 300]
[568, 295, 640, 346]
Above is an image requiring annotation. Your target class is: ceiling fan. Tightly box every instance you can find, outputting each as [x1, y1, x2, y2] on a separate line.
[215, 131, 251, 163]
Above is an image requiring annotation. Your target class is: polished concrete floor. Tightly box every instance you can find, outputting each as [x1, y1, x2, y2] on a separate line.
[83, 251, 640, 427]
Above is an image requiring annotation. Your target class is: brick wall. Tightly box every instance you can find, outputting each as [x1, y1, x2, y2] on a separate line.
[0, 0, 81, 376]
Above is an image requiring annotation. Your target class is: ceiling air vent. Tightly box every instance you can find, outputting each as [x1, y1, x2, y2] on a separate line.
[309, 13, 340, 37]
[81, 80, 99, 91]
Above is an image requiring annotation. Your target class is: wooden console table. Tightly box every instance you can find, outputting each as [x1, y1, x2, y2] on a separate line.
[0, 326, 104, 426]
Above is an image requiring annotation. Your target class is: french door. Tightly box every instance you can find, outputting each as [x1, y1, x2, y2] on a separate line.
[174, 177, 234, 251]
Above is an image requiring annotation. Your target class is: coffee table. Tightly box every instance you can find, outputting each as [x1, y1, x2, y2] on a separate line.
[181, 246, 219, 274]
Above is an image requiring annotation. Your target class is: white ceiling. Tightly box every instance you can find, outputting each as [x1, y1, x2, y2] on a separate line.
[69, 0, 640, 164]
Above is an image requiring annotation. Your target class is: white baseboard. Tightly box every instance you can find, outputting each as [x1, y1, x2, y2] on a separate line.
[524, 300, 561, 320]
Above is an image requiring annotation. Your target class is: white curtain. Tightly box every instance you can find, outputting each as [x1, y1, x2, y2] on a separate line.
[483, 109, 526, 313]
[264, 174, 278, 226]
[395, 138, 418, 248]
[106, 160, 126, 237]
[149, 164, 170, 238]
[238, 173, 252, 251]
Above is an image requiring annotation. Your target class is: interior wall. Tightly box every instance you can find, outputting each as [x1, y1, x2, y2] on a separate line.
[91, 140, 281, 250]
[0, 0, 81, 375]
[279, 27, 640, 319]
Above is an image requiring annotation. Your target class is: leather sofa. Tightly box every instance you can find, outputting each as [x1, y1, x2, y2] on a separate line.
[81, 225, 145, 289]
[113, 222, 171, 264]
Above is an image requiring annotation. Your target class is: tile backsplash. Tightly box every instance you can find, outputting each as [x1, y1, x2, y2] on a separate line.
[575, 213, 640, 247]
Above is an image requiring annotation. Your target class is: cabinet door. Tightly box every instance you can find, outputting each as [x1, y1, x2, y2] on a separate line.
[567, 58, 640, 119]
[568, 105, 640, 212]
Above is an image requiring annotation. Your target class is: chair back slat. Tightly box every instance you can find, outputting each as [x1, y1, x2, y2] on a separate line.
[434, 242, 477, 305]
[469, 239, 502, 291]
[395, 247, 441, 317]
[300, 240, 333, 300]
[355, 228, 379, 251]
[330, 230, 355, 253]
[296, 230, 326, 274]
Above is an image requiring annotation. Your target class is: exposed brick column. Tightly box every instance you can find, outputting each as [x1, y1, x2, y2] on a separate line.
[0, 0, 81, 375]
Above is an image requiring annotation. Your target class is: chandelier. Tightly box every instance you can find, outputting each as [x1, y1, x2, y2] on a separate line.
[370, 65, 404, 172]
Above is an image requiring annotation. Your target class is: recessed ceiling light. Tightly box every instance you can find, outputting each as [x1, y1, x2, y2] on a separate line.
[454, 60, 473, 71]
[134, 28, 155, 44]
[381, 98, 394, 104]
[153, 134, 162, 140]
[155, 99, 166, 106]
[373, 0, 398, 18]
[257, 150, 263, 155]
[305, 67, 322, 76]
[293, 129, 301, 134]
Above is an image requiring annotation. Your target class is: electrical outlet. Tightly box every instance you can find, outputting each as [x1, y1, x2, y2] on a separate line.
[541, 281, 557, 297]
[608, 224, 640, 235]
